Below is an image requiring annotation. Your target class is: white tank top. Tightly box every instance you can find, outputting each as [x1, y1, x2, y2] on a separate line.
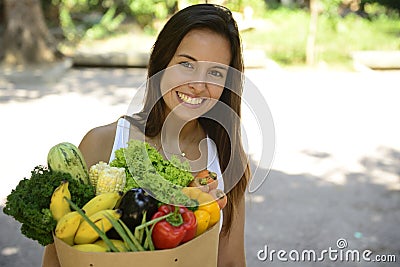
[109, 118, 224, 231]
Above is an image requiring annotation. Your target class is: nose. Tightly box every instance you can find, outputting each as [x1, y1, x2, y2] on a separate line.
[188, 81, 207, 94]
[188, 66, 208, 94]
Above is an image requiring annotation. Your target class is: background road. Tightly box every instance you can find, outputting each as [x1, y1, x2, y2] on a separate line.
[1, 67, 399, 266]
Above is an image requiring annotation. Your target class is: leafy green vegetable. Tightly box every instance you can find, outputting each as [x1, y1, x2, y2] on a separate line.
[110, 146, 139, 188]
[146, 142, 192, 184]
[2, 165, 95, 246]
[110, 140, 195, 205]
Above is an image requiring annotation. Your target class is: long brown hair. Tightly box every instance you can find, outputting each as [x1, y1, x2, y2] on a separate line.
[125, 4, 250, 235]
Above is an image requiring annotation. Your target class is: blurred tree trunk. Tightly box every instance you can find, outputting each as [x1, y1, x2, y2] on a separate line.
[2, 0, 62, 66]
[306, 0, 318, 66]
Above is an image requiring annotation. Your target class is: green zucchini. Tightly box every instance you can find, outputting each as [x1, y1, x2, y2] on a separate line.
[47, 142, 90, 184]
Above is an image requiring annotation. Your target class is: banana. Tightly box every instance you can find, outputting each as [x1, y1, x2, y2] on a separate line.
[55, 211, 82, 246]
[95, 239, 128, 252]
[72, 244, 108, 252]
[74, 209, 122, 244]
[81, 192, 122, 217]
[50, 180, 71, 221]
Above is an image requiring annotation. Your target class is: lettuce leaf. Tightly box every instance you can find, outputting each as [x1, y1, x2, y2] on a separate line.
[110, 140, 195, 205]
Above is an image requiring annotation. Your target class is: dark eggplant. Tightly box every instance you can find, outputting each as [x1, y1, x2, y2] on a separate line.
[107, 188, 159, 239]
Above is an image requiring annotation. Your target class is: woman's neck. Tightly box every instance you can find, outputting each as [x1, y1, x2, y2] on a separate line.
[180, 119, 201, 140]
[160, 115, 201, 145]
[156, 114, 207, 170]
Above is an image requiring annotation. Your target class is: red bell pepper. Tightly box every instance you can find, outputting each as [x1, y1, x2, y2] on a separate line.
[151, 204, 197, 249]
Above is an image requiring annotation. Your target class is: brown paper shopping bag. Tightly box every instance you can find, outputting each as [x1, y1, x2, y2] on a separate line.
[54, 222, 219, 267]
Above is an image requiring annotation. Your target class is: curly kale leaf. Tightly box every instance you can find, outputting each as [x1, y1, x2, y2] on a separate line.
[3, 165, 95, 246]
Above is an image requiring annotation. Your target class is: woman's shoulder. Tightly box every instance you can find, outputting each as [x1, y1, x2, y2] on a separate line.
[78, 121, 118, 168]
[80, 121, 118, 144]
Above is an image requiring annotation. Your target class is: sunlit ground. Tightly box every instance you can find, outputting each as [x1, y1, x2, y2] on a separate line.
[244, 69, 400, 189]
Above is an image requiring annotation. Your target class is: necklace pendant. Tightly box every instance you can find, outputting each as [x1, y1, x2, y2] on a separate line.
[181, 152, 186, 157]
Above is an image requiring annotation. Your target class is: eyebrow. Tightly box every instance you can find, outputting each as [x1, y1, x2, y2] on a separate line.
[178, 54, 197, 61]
[177, 54, 229, 71]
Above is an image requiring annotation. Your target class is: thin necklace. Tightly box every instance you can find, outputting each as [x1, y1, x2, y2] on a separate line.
[159, 146, 187, 158]
[155, 122, 201, 158]
[154, 136, 196, 158]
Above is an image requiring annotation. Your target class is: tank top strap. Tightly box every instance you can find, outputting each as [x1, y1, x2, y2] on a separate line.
[206, 137, 224, 192]
[206, 137, 225, 232]
[109, 118, 130, 163]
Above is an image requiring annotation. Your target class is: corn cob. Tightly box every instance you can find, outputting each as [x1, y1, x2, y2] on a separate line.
[96, 166, 126, 195]
[89, 161, 109, 188]
[90, 162, 126, 195]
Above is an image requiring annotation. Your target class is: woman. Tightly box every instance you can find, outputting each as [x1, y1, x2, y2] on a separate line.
[43, 4, 250, 266]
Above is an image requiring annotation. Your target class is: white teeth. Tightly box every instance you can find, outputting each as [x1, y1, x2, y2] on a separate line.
[177, 92, 203, 105]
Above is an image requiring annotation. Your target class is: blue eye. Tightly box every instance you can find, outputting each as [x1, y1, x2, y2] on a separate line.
[209, 70, 224, 78]
[180, 61, 194, 69]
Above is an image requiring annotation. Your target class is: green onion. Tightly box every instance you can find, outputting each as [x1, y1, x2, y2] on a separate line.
[119, 219, 145, 251]
[144, 224, 155, 251]
[134, 224, 142, 244]
[140, 212, 147, 243]
[104, 214, 138, 252]
[135, 213, 172, 231]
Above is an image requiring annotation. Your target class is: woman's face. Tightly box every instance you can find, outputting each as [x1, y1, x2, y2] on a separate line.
[160, 28, 232, 121]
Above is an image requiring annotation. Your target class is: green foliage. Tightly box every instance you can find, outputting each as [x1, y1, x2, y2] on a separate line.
[320, 0, 342, 17]
[83, 5, 126, 40]
[43, 0, 178, 41]
[362, 0, 400, 12]
[59, 3, 79, 41]
[242, 8, 309, 65]
[225, 0, 267, 16]
[126, 0, 176, 29]
[49, 0, 128, 41]
[363, 1, 400, 18]
[241, 6, 400, 67]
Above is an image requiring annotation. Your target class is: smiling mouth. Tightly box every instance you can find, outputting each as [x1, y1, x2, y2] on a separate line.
[177, 92, 204, 105]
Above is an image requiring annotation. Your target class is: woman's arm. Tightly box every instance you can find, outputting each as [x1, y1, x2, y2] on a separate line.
[78, 122, 117, 168]
[217, 195, 246, 267]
